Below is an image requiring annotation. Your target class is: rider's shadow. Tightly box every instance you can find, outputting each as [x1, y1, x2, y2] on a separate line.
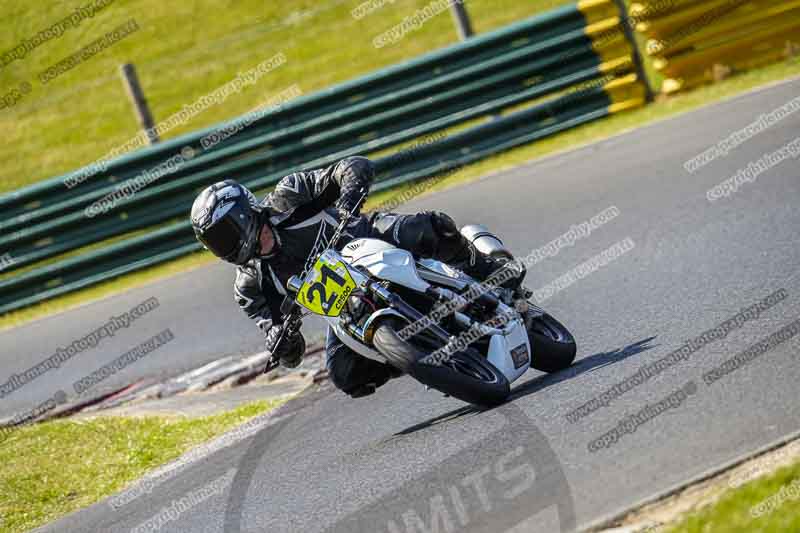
[509, 336, 659, 401]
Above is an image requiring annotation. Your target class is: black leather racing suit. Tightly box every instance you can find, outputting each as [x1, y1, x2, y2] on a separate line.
[234, 156, 486, 397]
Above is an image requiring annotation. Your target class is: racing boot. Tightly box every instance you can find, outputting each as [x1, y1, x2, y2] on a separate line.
[425, 211, 526, 291]
[450, 239, 526, 290]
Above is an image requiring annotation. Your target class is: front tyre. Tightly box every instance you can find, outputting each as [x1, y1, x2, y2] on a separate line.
[372, 321, 510, 407]
[527, 313, 576, 373]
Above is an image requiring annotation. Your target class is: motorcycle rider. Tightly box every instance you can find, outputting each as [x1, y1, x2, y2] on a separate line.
[190, 156, 525, 398]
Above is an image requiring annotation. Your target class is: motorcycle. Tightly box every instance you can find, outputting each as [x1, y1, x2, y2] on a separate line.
[269, 202, 576, 407]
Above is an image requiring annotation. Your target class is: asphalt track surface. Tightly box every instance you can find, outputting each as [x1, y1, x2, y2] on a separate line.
[9, 76, 800, 532]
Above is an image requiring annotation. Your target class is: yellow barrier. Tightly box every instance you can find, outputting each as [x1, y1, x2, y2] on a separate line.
[605, 73, 649, 111]
[579, 0, 654, 107]
[632, 0, 800, 93]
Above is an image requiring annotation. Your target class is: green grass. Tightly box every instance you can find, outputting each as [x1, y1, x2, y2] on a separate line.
[0, 398, 287, 533]
[666, 459, 800, 532]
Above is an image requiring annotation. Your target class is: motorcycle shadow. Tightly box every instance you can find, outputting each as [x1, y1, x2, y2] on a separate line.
[393, 336, 658, 436]
[394, 404, 481, 436]
[509, 335, 659, 402]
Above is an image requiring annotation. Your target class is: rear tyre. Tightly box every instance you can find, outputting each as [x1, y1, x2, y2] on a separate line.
[527, 313, 576, 373]
[372, 320, 510, 407]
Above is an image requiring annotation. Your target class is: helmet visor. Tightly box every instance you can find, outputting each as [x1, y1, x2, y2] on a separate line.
[197, 203, 252, 261]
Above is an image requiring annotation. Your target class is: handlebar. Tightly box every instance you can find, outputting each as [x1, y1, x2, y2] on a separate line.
[262, 189, 368, 374]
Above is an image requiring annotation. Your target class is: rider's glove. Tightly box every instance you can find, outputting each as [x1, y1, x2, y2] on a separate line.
[265, 323, 306, 368]
[335, 185, 368, 217]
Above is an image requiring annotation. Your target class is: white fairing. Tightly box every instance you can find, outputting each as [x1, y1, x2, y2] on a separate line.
[332, 238, 531, 385]
[341, 238, 430, 293]
[487, 321, 530, 383]
[341, 238, 395, 258]
[416, 258, 469, 281]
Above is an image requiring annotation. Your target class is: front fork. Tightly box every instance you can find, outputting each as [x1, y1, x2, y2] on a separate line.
[358, 279, 539, 351]
[363, 280, 452, 345]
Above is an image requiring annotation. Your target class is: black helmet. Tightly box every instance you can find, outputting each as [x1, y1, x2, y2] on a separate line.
[191, 180, 263, 265]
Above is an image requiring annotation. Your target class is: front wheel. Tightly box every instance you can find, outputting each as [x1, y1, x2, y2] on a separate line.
[527, 313, 576, 373]
[371, 320, 510, 407]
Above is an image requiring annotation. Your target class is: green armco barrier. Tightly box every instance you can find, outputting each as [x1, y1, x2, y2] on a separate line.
[0, 64, 610, 268]
[0, 88, 614, 314]
[0, 1, 647, 315]
[0, 241, 203, 317]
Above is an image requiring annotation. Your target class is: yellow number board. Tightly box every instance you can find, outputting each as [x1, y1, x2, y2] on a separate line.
[295, 252, 357, 317]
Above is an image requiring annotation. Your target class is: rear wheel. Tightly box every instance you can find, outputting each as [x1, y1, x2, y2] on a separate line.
[371, 320, 510, 407]
[527, 313, 576, 373]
